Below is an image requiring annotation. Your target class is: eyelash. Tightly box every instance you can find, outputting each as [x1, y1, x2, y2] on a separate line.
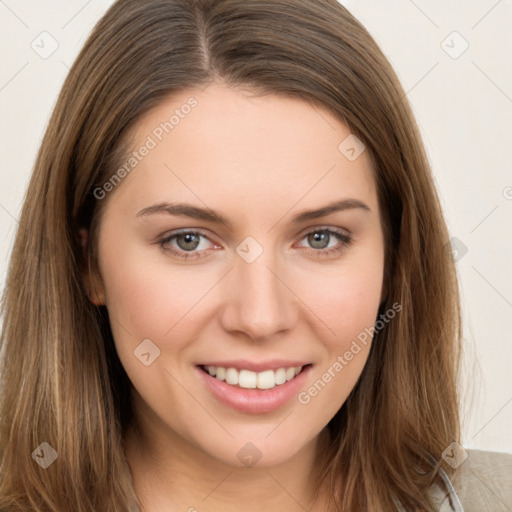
[158, 227, 353, 261]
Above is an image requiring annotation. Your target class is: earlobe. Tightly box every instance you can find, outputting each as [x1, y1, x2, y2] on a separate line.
[78, 228, 106, 306]
[87, 274, 106, 307]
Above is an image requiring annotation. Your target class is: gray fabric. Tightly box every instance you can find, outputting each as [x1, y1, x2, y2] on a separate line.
[432, 465, 465, 511]
[446, 449, 512, 512]
[395, 449, 512, 511]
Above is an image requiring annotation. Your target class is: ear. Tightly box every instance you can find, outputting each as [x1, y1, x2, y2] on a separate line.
[78, 228, 106, 306]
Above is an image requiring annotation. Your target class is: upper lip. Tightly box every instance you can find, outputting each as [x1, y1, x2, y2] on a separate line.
[196, 359, 311, 372]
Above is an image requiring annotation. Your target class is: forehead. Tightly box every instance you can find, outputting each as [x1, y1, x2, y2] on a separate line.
[106, 83, 378, 220]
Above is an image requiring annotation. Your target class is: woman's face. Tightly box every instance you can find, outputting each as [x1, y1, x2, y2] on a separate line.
[90, 82, 385, 468]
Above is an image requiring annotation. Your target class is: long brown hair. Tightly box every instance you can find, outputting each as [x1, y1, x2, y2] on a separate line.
[0, 0, 462, 510]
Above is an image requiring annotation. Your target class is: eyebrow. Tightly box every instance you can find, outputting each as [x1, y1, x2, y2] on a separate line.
[136, 198, 370, 229]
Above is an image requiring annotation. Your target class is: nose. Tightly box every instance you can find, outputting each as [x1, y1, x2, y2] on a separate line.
[219, 247, 297, 341]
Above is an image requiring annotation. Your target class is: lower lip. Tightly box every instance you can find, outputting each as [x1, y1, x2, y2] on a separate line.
[196, 365, 313, 414]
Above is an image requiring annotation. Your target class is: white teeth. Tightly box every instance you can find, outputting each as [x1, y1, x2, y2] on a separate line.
[257, 369, 275, 390]
[239, 369, 257, 389]
[275, 368, 287, 385]
[204, 365, 305, 390]
[225, 367, 239, 385]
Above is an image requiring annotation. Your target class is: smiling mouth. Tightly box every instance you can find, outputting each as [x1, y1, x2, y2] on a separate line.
[199, 364, 312, 390]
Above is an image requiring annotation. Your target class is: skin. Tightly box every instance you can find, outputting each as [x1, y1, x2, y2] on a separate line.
[83, 81, 386, 511]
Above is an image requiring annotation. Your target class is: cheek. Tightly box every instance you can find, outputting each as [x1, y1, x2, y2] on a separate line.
[104, 261, 201, 336]
[300, 256, 384, 345]
[292, 253, 384, 421]
[98, 235, 217, 363]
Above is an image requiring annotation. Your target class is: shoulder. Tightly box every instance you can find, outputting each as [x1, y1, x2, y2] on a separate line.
[445, 448, 512, 512]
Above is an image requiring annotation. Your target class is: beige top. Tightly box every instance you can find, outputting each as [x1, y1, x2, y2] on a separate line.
[431, 449, 512, 511]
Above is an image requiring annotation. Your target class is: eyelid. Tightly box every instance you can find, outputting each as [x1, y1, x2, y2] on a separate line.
[295, 224, 351, 239]
[160, 225, 351, 244]
[160, 227, 219, 244]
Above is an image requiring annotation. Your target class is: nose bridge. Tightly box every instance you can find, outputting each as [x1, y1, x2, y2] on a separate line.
[221, 240, 295, 340]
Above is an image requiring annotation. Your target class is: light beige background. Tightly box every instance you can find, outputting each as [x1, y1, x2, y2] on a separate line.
[0, 0, 511, 454]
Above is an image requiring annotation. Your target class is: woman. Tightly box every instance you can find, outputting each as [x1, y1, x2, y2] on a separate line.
[0, 0, 510, 511]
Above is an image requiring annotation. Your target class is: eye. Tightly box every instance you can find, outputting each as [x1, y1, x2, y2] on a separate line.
[159, 230, 218, 260]
[296, 227, 353, 258]
[158, 227, 353, 261]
